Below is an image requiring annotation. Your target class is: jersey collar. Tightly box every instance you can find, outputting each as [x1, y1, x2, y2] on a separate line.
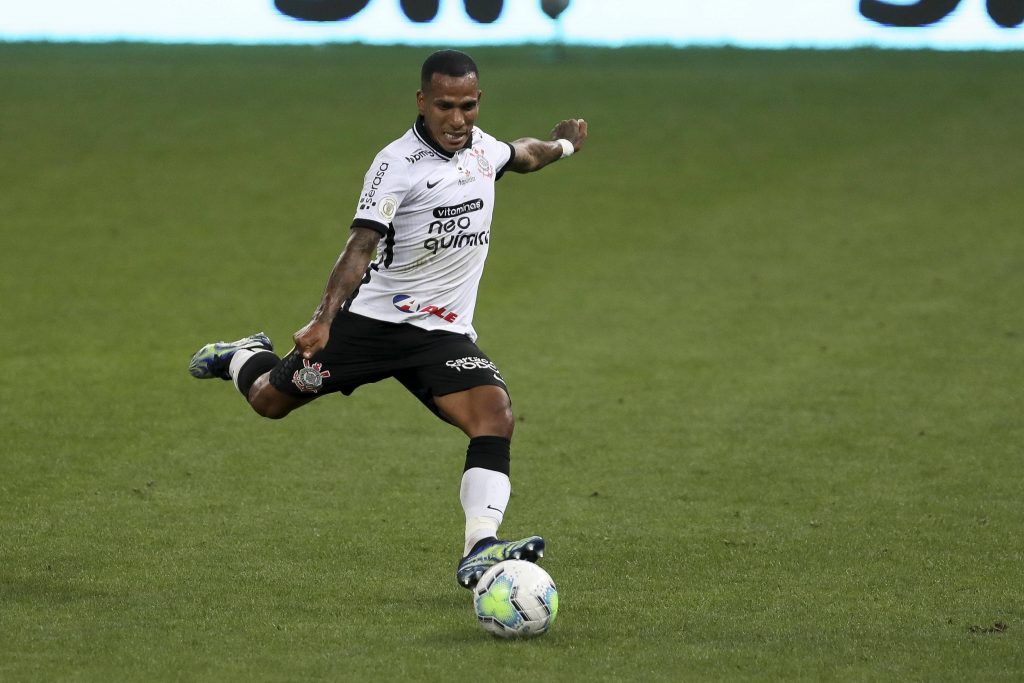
[413, 116, 474, 160]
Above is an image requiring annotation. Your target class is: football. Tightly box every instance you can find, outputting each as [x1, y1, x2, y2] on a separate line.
[473, 560, 559, 638]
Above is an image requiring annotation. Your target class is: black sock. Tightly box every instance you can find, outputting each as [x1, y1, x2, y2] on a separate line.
[464, 435, 511, 475]
[236, 351, 280, 398]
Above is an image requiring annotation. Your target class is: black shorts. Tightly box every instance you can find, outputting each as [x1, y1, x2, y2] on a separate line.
[269, 311, 508, 407]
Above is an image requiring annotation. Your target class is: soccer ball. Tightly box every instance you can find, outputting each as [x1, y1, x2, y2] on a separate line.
[473, 560, 558, 638]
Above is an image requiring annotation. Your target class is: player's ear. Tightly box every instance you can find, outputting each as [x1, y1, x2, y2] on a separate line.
[416, 90, 426, 116]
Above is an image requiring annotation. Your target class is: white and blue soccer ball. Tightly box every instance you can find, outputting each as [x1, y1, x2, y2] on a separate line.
[473, 560, 558, 638]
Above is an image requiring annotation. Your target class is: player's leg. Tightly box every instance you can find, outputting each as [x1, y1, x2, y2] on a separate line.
[436, 386, 514, 556]
[396, 381, 515, 538]
[246, 371, 314, 419]
[385, 326, 544, 588]
[432, 384, 514, 439]
[434, 386, 544, 588]
[189, 333, 315, 418]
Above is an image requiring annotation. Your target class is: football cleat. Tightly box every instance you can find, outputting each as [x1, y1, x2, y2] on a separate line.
[456, 535, 545, 590]
[188, 332, 273, 380]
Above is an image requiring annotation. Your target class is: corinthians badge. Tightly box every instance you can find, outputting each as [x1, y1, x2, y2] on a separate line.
[471, 148, 494, 178]
[292, 358, 331, 393]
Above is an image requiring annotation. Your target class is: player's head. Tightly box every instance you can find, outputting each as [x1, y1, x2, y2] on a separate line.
[417, 50, 482, 154]
[420, 49, 478, 92]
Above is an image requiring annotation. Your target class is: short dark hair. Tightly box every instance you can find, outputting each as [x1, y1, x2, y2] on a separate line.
[420, 50, 478, 91]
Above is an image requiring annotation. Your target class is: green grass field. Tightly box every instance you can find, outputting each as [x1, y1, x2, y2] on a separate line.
[2, 43, 1023, 681]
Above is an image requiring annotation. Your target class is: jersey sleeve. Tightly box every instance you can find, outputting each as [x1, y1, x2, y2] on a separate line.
[351, 147, 410, 236]
[494, 140, 515, 181]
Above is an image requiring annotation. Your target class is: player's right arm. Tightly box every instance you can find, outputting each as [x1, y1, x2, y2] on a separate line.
[292, 226, 380, 359]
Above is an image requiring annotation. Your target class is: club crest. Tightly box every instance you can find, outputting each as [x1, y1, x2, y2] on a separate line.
[292, 358, 331, 393]
[471, 148, 494, 178]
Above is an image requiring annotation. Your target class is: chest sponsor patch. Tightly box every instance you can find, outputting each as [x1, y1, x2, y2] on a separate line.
[433, 198, 484, 219]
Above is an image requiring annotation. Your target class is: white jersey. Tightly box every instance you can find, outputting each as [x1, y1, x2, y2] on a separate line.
[345, 118, 515, 341]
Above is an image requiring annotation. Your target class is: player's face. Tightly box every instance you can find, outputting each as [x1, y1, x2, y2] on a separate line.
[417, 73, 482, 154]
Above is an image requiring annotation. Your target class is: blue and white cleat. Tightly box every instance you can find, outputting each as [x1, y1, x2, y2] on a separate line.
[188, 332, 273, 380]
[456, 536, 545, 589]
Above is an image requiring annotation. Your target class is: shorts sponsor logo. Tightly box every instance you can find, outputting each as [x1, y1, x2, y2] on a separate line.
[292, 359, 331, 393]
[446, 356, 499, 373]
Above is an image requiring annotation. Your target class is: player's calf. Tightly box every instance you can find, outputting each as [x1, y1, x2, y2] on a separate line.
[246, 376, 312, 419]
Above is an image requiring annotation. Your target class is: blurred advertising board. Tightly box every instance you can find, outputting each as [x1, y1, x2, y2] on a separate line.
[2, 0, 1022, 49]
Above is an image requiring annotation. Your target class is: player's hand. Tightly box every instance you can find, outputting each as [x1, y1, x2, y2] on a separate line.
[293, 320, 331, 360]
[550, 118, 588, 153]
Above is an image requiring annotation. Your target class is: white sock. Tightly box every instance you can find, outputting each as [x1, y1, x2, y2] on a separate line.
[228, 349, 257, 392]
[460, 467, 511, 556]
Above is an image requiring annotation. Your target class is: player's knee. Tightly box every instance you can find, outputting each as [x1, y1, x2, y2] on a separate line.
[249, 394, 292, 420]
[484, 398, 515, 438]
[256, 404, 290, 420]
[435, 385, 514, 438]
[246, 377, 304, 420]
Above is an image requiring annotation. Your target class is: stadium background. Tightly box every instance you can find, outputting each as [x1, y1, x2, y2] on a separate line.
[2, 1, 1022, 681]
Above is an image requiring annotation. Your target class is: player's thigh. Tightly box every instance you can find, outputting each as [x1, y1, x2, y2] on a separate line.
[397, 342, 513, 437]
[265, 314, 396, 400]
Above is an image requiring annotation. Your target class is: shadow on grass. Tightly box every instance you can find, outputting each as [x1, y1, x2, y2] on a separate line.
[0, 573, 110, 605]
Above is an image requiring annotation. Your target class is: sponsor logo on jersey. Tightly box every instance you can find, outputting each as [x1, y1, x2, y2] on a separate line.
[292, 359, 331, 393]
[423, 231, 489, 255]
[405, 148, 438, 164]
[420, 305, 459, 323]
[454, 157, 476, 186]
[393, 295, 458, 322]
[423, 211, 489, 254]
[358, 162, 390, 211]
[433, 198, 484, 219]
[392, 294, 419, 312]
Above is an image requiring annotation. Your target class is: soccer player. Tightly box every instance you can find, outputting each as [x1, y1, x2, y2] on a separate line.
[188, 49, 587, 589]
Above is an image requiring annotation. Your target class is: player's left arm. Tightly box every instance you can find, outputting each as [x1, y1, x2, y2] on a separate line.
[505, 118, 588, 174]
